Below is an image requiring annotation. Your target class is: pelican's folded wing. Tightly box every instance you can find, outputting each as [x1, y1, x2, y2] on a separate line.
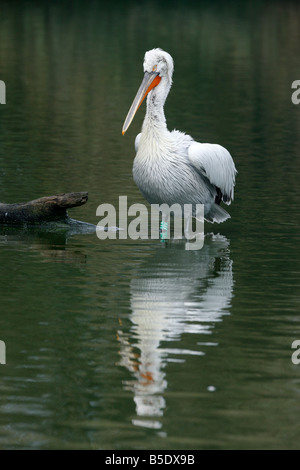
[188, 142, 237, 204]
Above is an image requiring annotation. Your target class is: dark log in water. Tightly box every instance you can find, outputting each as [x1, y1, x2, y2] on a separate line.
[0, 192, 88, 225]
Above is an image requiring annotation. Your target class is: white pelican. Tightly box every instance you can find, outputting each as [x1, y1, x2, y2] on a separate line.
[122, 48, 237, 223]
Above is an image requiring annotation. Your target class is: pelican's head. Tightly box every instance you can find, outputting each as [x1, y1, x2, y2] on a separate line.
[143, 48, 174, 83]
[122, 48, 174, 135]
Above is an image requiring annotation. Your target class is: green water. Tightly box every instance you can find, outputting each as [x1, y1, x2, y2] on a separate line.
[0, 0, 300, 450]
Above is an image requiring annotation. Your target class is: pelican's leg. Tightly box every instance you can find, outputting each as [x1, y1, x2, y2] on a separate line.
[184, 215, 191, 238]
[160, 213, 169, 242]
[184, 206, 193, 240]
[160, 221, 168, 240]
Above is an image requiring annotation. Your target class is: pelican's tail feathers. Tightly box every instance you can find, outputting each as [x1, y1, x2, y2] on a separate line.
[205, 204, 231, 224]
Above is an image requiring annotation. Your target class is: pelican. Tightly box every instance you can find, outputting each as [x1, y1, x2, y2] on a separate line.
[122, 48, 237, 224]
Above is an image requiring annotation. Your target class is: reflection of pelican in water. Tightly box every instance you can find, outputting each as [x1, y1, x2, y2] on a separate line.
[117, 234, 234, 430]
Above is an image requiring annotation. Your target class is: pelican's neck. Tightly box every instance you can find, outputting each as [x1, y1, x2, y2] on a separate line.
[142, 81, 170, 134]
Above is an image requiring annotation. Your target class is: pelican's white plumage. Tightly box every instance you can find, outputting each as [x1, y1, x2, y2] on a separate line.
[122, 48, 237, 223]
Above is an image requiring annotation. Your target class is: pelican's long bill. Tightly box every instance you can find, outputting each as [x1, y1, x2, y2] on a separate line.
[122, 71, 161, 135]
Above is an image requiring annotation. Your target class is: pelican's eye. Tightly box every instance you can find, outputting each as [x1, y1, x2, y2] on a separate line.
[152, 65, 157, 72]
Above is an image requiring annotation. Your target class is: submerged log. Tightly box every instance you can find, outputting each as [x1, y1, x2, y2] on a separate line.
[0, 192, 88, 225]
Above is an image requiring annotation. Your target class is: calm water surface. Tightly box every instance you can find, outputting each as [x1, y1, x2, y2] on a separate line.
[0, 1, 300, 449]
